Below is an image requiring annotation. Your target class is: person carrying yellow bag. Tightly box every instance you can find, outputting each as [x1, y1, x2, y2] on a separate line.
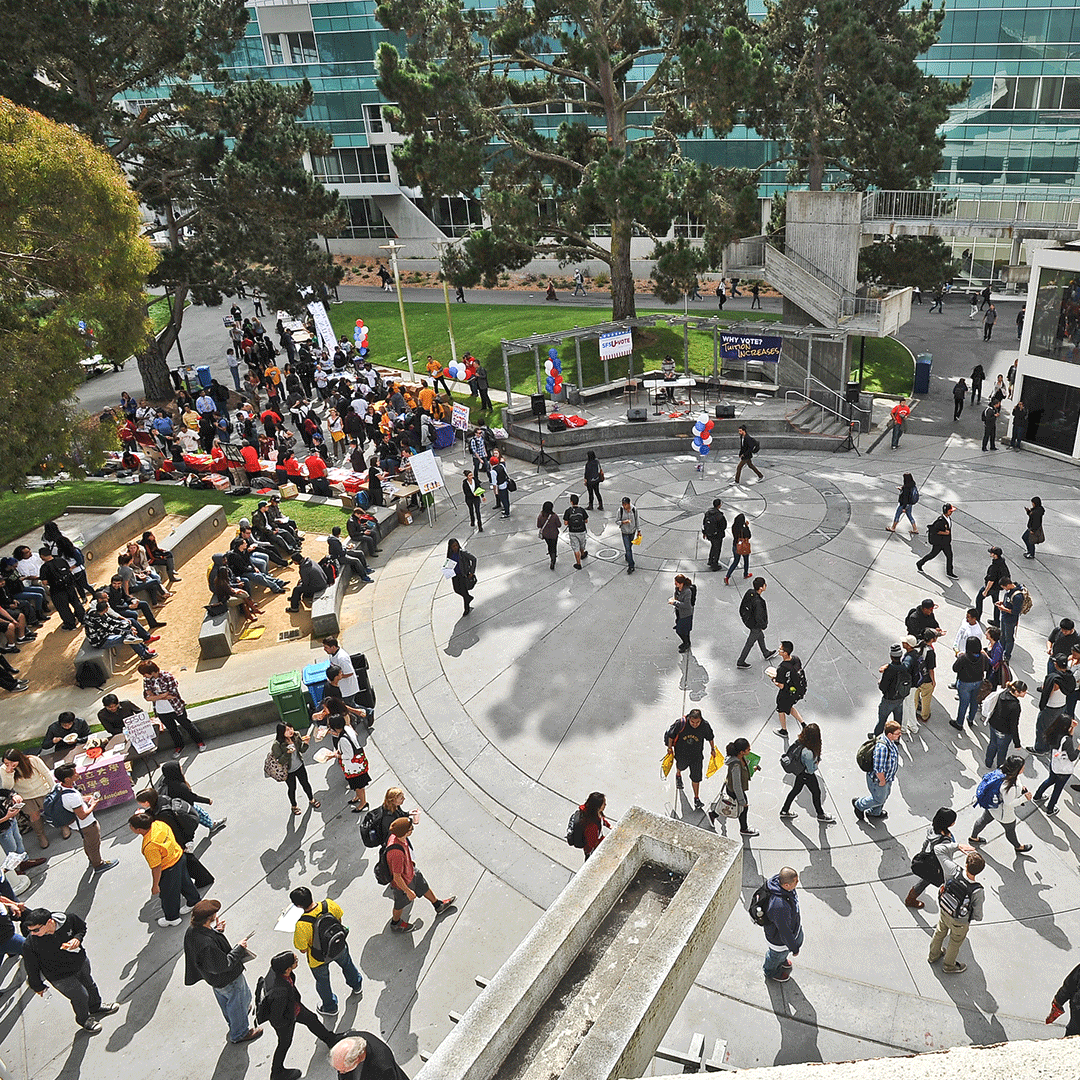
[664, 709, 718, 811]
[706, 745, 725, 778]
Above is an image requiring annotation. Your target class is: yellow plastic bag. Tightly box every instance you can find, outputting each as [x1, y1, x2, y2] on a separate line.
[631, 531, 642, 546]
[706, 747, 724, 778]
[661, 749, 675, 778]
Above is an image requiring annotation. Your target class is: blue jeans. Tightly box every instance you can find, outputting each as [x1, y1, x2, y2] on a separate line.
[621, 533, 635, 568]
[241, 570, 284, 593]
[955, 680, 983, 727]
[215, 974, 253, 1042]
[0, 821, 25, 858]
[892, 505, 915, 527]
[1022, 529, 1036, 558]
[764, 926, 803, 977]
[875, 697, 904, 736]
[309, 947, 362, 1013]
[855, 774, 892, 817]
[1000, 618, 1017, 661]
[891, 423, 903, 448]
[2, 932, 24, 957]
[100, 633, 152, 660]
[985, 727, 1014, 769]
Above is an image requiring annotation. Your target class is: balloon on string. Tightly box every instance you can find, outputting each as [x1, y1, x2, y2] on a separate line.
[355, 320, 363, 327]
[552, 358, 562, 372]
[548, 348, 558, 361]
[692, 436, 703, 450]
[702, 434, 712, 446]
[546, 377, 555, 392]
[544, 360, 554, 374]
[698, 412, 710, 426]
[700, 444, 710, 455]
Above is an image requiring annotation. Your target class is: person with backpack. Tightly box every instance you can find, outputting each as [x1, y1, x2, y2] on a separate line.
[289, 886, 364, 1016]
[736, 577, 775, 669]
[983, 680, 1027, 769]
[616, 497, 640, 574]
[51, 763, 117, 874]
[874, 641, 916, 737]
[270, 723, 321, 816]
[779, 724, 834, 823]
[665, 710, 717, 811]
[383, 816, 456, 934]
[563, 494, 590, 570]
[724, 513, 751, 586]
[970, 754, 1033, 853]
[669, 574, 696, 653]
[1031, 655, 1075, 753]
[1033, 714, 1078, 816]
[360, 788, 417, 850]
[576, 792, 610, 860]
[904, 807, 975, 909]
[928, 852, 986, 974]
[772, 641, 807, 737]
[852, 721, 902, 823]
[759, 867, 802, 981]
[976, 547, 1010, 627]
[886, 473, 920, 534]
[951, 379, 967, 421]
[994, 578, 1026, 663]
[183, 899, 262, 1045]
[702, 498, 727, 572]
[262, 950, 339, 1080]
[913, 629, 938, 725]
[583, 451, 604, 510]
[490, 453, 512, 518]
[446, 538, 476, 616]
[916, 503, 958, 578]
[889, 398, 911, 449]
[951, 636, 989, 731]
[734, 425, 763, 484]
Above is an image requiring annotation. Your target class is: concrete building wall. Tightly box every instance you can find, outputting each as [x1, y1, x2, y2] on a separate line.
[786, 192, 863, 294]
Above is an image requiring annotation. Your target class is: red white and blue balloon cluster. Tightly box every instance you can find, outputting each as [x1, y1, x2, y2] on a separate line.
[692, 412, 714, 455]
[353, 319, 370, 357]
[445, 358, 468, 381]
[544, 348, 563, 395]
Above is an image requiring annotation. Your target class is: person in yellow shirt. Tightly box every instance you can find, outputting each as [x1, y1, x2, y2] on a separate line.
[426, 355, 452, 397]
[289, 886, 363, 1016]
[129, 812, 202, 928]
[417, 381, 436, 414]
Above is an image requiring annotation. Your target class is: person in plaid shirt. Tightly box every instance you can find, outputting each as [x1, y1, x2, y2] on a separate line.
[853, 721, 901, 823]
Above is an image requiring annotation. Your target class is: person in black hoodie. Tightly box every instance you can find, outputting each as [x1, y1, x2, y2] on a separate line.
[761, 867, 802, 982]
[183, 899, 261, 1044]
[22, 908, 119, 1033]
[263, 951, 338, 1080]
[736, 577, 775, 669]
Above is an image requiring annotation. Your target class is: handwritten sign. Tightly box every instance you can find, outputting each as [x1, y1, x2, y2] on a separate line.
[306, 300, 337, 352]
[451, 402, 471, 431]
[720, 334, 782, 363]
[409, 449, 444, 494]
[123, 710, 158, 754]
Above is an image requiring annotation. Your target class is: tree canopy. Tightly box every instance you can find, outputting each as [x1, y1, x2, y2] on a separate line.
[376, 0, 761, 318]
[0, 97, 157, 487]
[0, 0, 344, 399]
[859, 235, 957, 292]
[749, 0, 968, 191]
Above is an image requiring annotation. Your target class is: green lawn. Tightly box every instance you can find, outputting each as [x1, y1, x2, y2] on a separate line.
[0, 481, 352, 548]
[330, 301, 781, 397]
[147, 295, 190, 335]
[853, 336, 914, 396]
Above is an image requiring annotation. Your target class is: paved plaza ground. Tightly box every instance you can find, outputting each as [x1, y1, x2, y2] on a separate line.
[4, 287, 1076, 1080]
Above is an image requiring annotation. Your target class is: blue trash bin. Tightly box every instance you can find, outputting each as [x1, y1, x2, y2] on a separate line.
[303, 660, 330, 709]
[913, 353, 932, 395]
[196, 364, 212, 389]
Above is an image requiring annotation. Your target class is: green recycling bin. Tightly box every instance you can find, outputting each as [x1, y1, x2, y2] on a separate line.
[269, 670, 309, 729]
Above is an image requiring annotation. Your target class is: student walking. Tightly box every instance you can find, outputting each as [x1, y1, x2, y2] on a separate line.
[736, 577, 774, 669]
[583, 451, 604, 510]
[886, 473, 919, 534]
[665, 709, 718, 811]
[779, 724, 834, 822]
[715, 738, 759, 837]
[969, 364, 985, 403]
[724, 513, 751, 585]
[759, 867, 801, 981]
[927, 852, 985, 974]
[262, 951, 338, 1080]
[616, 498, 639, 574]
[952, 379, 967, 420]
[445, 538, 476, 616]
[904, 807, 974, 909]
[289, 886, 364, 1016]
[969, 754, 1033, 852]
[669, 575, 695, 652]
[772, 641, 807, 736]
[563, 495, 589, 571]
[916, 503, 957, 578]
[1033, 715, 1078, 815]
[983, 680, 1027, 768]
[702, 498, 727, 571]
[536, 502, 561, 571]
[734, 426, 763, 483]
[890, 399, 911, 449]
[384, 816, 456, 933]
[982, 303, 997, 341]
[853, 721, 901, 823]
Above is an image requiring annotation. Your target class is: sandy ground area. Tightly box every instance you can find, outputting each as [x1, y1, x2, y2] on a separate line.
[11, 518, 361, 700]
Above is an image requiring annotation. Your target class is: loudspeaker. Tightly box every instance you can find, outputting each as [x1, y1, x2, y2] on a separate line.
[715, 403, 736, 419]
[626, 407, 648, 422]
[530, 394, 547, 418]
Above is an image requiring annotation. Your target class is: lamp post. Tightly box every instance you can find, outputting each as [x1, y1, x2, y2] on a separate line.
[432, 239, 460, 366]
[380, 239, 414, 379]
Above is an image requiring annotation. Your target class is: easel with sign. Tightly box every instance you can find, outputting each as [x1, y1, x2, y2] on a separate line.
[409, 449, 455, 526]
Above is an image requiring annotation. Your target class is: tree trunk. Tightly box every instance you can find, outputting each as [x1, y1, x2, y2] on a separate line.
[609, 214, 636, 320]
[136, 334, 176, 402]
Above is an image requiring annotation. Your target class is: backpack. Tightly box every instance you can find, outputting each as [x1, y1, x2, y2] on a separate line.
[748, 436, 760, 455]
[566, 809, 586, 848]
[910, 834, 948, 886]
[75, 661, 108, 690]
[459, 550, 477, 583]
[254, 976, 270, 1024]
[1019, 586, 1033, 616]
[855, 737, 877, 773]
[353, 490, 370, 510]
[779, 742, 806, 775]
[739, 589, 757, 628]
[939, 873, 981, 920]
[318, 556, 338, 584]
[789, 666, 808, 701]
[900, 648, 921, 690]
[910, 485, 920, 504]
[374, 838, 404, 886]
[688, 583, 697, 607]
[748, 880, 772, 926]
[981, 687, 1006, 721]
[974, 770, 1005, 809]
[506, 477, 517, 493]
[904, 607, 922, 636]
[299, 901, 348, 962]
[42, 785, 77, 829]
[547, 416, 568, 432]
[359, 806, 387, 849]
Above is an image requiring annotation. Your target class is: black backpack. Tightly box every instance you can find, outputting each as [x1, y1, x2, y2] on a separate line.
[748, 880, 772, 926]
[939, 873, 981, 920]
[548, 416, 568, 432]
[254, 976, 270, 1023]
[910, 834, 948, 886]
[299, 901, 348, 962]
[359, 806, 387, 849]
[459, 550, 477, 582]
[739, 589, 756, 628]
[566, 809, 585, 848]
[789, 665, 807, 700]
[567, 507, 587, 531]
[688, 583, 697, 607]
[904, 607, 922, 635]
[375, 838, 405, 886]
[779, 742, 806, 775]
[748, 436, 760, 455]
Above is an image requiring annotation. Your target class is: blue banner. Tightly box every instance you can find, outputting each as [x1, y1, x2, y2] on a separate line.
[720, 333, 782, 363]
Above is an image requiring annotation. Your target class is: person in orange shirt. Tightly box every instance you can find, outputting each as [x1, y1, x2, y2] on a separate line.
[890, 399, 912, 449]
[426, 355, 451, 396]
[417, 381, 436, 413]
[129, 812, 202, 927]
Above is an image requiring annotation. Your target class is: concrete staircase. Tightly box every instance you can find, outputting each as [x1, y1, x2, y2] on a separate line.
[784, 400, 849, 441]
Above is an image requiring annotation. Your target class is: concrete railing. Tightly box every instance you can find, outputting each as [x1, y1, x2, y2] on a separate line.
[80, 494, 166, 566]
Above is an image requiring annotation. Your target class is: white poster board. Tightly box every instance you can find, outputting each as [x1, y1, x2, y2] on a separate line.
[451, 402, 471, 431]
[409, 449, 444, 494]
[123, 710, 157, 754]
[306, 300, 336, 352]
[599, 329, 634, 361]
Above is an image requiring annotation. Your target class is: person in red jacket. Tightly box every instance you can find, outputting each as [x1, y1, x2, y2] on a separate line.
[580, 792, 611, 860]
[282, 451, 307, 493]
[305, 452, 330, 496]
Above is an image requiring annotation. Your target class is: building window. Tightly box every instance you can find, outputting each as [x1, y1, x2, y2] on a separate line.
[311, 146, 392, 184]
[364, 104, 384, 134]
[333, 198, 394, 239]
[1029, 266, 1080, 362]
[264, 32, 318, 66]
[1020, 374, 1080, 456]
[674, 214, 705, 239]
[427, 196, 483, 237]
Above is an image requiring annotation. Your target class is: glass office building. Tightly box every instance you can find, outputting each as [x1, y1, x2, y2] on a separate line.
[162, 0, 1080, 260]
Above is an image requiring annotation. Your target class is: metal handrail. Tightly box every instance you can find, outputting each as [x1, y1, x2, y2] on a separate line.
[863, 189, 1080, 227]
[803, 375, 871, 430]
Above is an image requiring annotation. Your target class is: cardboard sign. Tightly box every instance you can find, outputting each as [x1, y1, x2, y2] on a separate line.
[451, 402, 471, 431]
[123, 710, 157, 754]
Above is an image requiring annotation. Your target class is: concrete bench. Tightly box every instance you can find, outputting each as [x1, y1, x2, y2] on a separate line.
[79, 493, 167, 568]
[310, 561, 353, 638]
[198, 603, 247, 659]
[74, 639, 118, 687]
[158, 504, 229, 568]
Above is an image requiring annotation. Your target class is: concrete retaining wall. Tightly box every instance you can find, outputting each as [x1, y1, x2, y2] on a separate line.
[160, 504, 229, 567]
[81, 494, 166, 566]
